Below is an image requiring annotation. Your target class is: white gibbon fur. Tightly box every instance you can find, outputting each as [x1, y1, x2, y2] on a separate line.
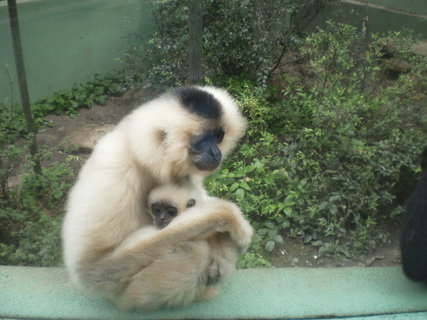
[123, 180, 252, 310]
[62, 86, 252, 310]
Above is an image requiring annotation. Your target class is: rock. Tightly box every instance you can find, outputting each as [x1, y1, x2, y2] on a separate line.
[384, 58, 411, 73]
[312, 240, 323, 247]
[411, 40, 427, 57]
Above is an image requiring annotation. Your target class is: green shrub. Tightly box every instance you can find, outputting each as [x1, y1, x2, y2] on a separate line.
[0, 161, 74, 266]
[207, 24, 427, 257]
[122, 0, 337, 87]
[33, 72, 130, 119]
[0, 70, 130, 267]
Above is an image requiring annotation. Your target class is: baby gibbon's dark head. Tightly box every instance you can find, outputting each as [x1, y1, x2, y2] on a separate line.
[174, 86, 225, 171]
[150, 198, 196, 229]
[148, 180, 201, 228]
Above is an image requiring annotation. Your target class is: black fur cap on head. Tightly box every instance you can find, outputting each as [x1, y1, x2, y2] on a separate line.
[173, 86, 222, 120]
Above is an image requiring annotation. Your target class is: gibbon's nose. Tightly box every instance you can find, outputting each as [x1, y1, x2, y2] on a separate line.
[209, 145, 222, 162]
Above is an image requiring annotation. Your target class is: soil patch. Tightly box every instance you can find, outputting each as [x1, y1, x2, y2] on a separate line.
[271, 221, 402, 268]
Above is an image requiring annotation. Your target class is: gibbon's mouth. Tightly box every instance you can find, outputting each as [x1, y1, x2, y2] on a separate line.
[195, 160, 220, 171]
[190, 151, 221, 171]
[156, 221, 169, 229]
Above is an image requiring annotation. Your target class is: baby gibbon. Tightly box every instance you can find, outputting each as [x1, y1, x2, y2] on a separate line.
[116, 181, 250, 310]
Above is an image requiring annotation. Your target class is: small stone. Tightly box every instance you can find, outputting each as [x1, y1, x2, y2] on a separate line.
[312, 240, 323, 247]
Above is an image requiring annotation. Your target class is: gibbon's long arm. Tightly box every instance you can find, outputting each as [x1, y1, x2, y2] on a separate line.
[116, 199, 251, 257]
[78, 199, 252, 290]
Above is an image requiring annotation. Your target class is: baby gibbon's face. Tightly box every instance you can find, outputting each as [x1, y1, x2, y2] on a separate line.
[150, 198, 196, 229]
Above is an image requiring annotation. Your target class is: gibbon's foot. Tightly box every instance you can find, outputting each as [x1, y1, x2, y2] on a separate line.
[206, 259, 221, 285]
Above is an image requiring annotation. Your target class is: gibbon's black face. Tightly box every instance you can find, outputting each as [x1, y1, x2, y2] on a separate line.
[190, 128, 225, 171]
[151, 202, 178, 229]
[151, 198, 196, 229]
[173, 86, 226, 172]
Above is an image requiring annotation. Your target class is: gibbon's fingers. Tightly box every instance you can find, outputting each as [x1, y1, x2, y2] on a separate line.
[206, 199, 254, 252]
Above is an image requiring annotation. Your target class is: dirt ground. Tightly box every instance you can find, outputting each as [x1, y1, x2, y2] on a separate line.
[272, 222, 402, 268]
[36, 87, 403, 269]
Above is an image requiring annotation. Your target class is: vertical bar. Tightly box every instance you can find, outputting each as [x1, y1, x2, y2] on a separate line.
[187, 0, 203, 84]
[7, 0, 42, 175]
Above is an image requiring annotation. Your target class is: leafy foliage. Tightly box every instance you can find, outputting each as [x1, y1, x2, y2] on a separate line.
[0, 161, 74, 266]
[0, 71, 129, 266]
[2, 15, 426, 267]
[207, 23, 427, 257]
[33, 72, 130, 120]
[122, 0, 337, 87]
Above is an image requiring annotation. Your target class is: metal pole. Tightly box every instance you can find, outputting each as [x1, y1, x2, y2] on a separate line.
[7, 0, 42, 175]
[187, 0, 203, 84]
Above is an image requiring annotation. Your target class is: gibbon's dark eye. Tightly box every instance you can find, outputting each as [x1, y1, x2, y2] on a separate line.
[215, 128, 225, 144]
[151, 204, 161, 216]
[186, 199, 196, 208]
[166, 206, 177, 217]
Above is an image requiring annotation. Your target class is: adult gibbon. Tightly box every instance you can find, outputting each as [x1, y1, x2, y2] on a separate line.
[62, 86, 252, 310]
[401, 147, 427, 283]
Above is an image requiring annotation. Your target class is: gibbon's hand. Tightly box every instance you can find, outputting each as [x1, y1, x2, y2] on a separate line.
[215, 200, 253, 252]
[164, 198, 253, 251]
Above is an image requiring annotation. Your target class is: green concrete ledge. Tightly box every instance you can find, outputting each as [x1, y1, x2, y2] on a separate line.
[1, 266, 427, 320]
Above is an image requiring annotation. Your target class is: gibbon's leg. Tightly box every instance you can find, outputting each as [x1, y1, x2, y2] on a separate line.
[117, 240, 212, 310]
[204, 232, 240, 288]
[118, 234, 241, 310]
[78, 199, 253, 292]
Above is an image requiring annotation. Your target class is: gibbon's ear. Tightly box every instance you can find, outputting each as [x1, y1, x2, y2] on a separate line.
[187, 199, 196, 208]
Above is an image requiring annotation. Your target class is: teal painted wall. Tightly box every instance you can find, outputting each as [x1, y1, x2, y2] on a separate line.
[316, 2, 427, 39]
[1, 0, 426, 107]
[366, 0, 427, 15]
[0, 0, 154, 105]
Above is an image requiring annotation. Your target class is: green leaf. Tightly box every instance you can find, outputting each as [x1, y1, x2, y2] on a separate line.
[284, 207, 293, 216]
[52, 190, 63, 200]
[265, 241, 275, 252]
[235, 188, 245, 202]
[275, 235, 284, 244]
